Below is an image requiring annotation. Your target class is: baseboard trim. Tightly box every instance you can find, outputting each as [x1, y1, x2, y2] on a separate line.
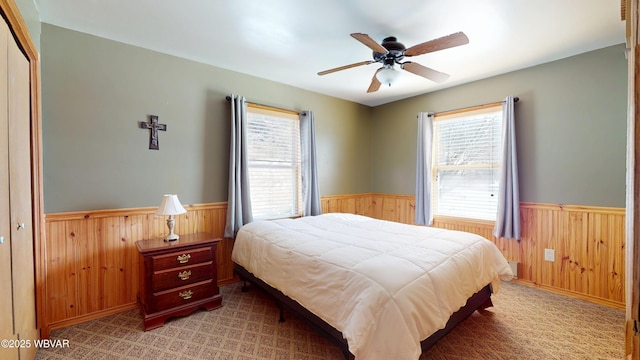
[512, 279, 625, 310]
[47, 302, 139, 331]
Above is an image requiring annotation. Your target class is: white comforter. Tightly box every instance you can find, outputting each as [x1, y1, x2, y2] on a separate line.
[232, 213, 513, 360]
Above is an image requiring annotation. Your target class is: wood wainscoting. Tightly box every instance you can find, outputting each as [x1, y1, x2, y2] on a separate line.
[43, 203, 232, 334]
[42, 194, 625, 334]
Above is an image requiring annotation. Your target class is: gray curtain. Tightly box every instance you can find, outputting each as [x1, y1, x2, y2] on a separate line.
[300, 111, 322, 216]
[493, 95, 521, 239]
[223, 94, 253, 238]
[415, 112, 434, 226]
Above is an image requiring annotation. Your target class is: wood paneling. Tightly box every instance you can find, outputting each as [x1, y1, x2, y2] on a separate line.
[43, 194, 626, 331]
[321, 193, 373, 215]
[517, 203, 625, 308]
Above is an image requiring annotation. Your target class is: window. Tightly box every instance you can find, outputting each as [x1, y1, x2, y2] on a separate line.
[432, 104, 502, 221]
[246, 105, 302, 220]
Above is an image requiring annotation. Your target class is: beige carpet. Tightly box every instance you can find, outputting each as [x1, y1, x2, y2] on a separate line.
[35, 281, 624, 360]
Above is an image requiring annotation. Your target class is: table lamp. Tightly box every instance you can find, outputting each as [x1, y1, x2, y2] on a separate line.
[156, 194, 187, 241]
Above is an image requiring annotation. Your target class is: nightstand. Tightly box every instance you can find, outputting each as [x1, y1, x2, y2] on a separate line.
[136, 232, 222, 330]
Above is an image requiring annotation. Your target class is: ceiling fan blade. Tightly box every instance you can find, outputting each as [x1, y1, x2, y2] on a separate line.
[318, 60, 373, 76]
[404, 32, 469, 57]
[351, 33, 388, 54]
[402, 62, 450, 83]
[367, 68, 382, 93]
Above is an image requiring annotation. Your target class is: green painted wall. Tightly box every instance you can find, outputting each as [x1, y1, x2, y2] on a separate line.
[370, 44, 627, 207]
[41, 23, 627, 212]
[41, 24, 372, 212]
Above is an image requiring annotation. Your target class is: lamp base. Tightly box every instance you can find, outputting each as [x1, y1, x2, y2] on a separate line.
[164, 234, 180, 242]
[164, 215, 180, 242]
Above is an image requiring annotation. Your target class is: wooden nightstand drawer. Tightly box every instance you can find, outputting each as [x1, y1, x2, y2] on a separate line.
[152, 261, 214, 292]
[153, 280, 215, 311]
[151, 246, 213, 271]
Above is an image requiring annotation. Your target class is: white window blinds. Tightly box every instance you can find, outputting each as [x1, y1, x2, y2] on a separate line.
[432, 105, 502, 221]
[246, 106, 302, 220]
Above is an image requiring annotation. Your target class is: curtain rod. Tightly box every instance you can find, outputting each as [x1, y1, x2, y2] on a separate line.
[225, 95, 301, 115]
[433, 97, 519, 117]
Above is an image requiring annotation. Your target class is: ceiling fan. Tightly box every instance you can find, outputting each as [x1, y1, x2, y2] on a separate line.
[318, 32, 469, 93]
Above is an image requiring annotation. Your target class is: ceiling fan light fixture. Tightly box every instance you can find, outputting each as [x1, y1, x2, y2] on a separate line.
[376, 66, 399, 87]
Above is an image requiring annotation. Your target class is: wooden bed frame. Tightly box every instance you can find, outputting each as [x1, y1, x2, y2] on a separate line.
[234, 263, 494, 359]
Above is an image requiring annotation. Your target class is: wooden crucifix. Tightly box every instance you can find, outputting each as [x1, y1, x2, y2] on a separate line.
[140, 115, 167, 150]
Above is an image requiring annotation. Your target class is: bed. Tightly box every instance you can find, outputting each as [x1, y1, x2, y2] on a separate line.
[231, 213, 513, 359]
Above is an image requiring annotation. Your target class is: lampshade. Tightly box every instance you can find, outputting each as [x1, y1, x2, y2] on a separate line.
[376, 67, 400, 87]
[155, 194, 187, 216]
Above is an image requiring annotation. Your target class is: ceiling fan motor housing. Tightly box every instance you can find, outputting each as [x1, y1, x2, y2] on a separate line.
[373, 36, 406, 65]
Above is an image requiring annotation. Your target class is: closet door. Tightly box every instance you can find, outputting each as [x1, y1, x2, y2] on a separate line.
[7, 11, 38, 360]
[0, 16, 15, 360]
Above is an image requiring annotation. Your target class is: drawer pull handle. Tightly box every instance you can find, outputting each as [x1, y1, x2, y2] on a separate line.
[177, 254, 191, 264]
[178, 270, 191, 281]
[179, 290, 193, 300]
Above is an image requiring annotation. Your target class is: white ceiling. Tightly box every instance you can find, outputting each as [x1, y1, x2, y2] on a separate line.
[34, 0, 627, 107]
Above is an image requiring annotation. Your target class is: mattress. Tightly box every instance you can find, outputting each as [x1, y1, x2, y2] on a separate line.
[232, 213, 513, 359]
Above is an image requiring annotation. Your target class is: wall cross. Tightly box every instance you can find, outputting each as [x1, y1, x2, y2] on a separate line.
[140, 115, 167, 150]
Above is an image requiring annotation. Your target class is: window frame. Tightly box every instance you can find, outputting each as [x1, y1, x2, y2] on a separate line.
[245, 104, 302, 220]
[431, 103, 503, 222]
